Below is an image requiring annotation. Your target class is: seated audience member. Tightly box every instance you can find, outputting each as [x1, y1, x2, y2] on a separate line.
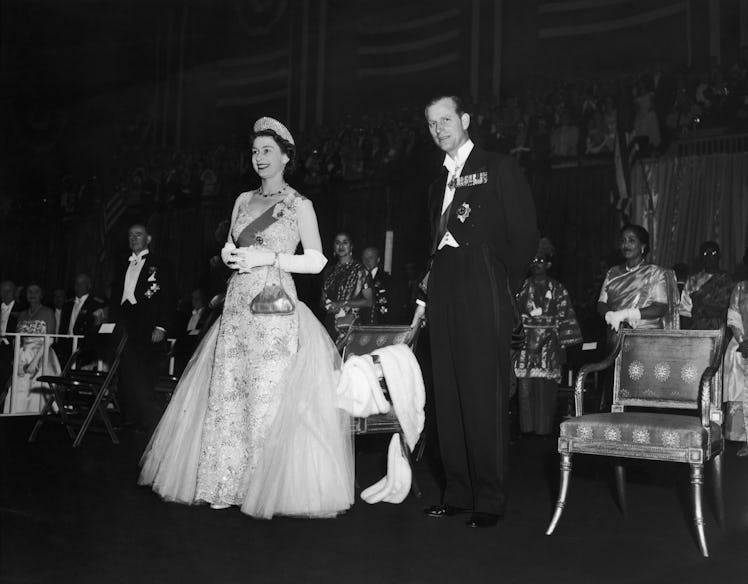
[321, 231, 373, 341]
[0, 281, 19, 391]
[673, 262, 689, 296]
[360, 246, 391, 325]
[2, 283, 60, 414]
[550, 109, 579, 159]
[51, 288, 67, 334]
[172, 288, 209, 375]
[679, 241, 733, 330]
[55, 273, 107, 365]
[723, 277, 748, 455]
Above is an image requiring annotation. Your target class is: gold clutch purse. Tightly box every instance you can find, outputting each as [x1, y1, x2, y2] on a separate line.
[250, 266, 295, 315]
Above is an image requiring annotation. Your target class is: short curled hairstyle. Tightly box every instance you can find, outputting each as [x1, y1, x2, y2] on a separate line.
[250, 129, 297, 175]
[620, 224, 650, 256]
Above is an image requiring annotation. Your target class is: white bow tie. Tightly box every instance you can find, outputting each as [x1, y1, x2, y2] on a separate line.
[129, 254, 143, 263]
[1, 304, 10, 312]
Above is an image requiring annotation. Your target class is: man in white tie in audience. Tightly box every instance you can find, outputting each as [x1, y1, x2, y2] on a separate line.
[56, 274, 106, 365]
[52, 288, 67, 335]
[0, 281, 18, 390]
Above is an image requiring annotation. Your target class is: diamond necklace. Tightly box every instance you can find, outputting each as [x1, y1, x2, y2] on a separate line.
[259, 184, 287, 198]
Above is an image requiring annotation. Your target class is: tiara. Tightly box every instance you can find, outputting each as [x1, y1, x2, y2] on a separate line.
[253, 117, 294, 145]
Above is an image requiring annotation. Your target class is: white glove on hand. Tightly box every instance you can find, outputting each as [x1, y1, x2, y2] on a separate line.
[231, 248, 275, 273]
[277, 249, 328, 274]
[605, 308, 641, 332]
[221, 242, 237, 267]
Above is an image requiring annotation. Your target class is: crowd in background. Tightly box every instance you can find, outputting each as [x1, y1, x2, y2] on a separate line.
[15, 55, 748, 224]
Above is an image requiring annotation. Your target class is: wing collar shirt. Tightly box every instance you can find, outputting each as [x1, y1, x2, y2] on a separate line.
[1, 300, 14, 336]
[122, 249, 149, 305]
[68, 294, 89, 334]
[438, 139, 474, 250]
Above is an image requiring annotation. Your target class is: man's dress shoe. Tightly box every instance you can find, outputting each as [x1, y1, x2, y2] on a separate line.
[423, 504, 468, 518]
[465, 513, 501, 528]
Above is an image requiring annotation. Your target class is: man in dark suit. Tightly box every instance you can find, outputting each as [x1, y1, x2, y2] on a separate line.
[361, 246, 392, 325]
[413, 95, 539, 528]
[110, 223, 176, 434]
[55, 273, 107, 366]
[0, 280, 19, 391]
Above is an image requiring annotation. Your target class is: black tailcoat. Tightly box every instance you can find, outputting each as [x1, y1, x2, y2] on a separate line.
[425, 146, 538, 515]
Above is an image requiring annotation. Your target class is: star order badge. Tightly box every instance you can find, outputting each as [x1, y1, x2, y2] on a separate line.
[456, 202, 471, 223]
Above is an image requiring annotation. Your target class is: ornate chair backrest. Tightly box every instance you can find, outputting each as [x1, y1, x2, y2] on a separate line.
[661, 268, 681, 330]
[613, 328, 723, 413]
[340, 324, 421, 362]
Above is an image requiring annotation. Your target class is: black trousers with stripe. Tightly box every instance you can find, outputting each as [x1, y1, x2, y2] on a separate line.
[427, 244, 512, 515]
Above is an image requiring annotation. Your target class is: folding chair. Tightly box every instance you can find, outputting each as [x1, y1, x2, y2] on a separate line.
[29, 323, 127, 447]
[154, 338, 179, 403]
[338, 322, 424, 498]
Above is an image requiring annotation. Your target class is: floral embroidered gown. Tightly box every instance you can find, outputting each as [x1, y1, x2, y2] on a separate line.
[139, 190, 354, 518]
[3, 309, 60, 415]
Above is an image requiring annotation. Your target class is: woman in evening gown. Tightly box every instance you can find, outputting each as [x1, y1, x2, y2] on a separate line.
[2, 283, 60, 415]
[139, 117, 354, 518]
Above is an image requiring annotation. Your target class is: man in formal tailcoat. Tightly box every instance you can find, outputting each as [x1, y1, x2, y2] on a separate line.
[361, 246, 392, 325]
[110, 223, 176, 434]
[55, 273, 107, 366]
[413, 95, 539, 528]
[0, 280, 19, 392]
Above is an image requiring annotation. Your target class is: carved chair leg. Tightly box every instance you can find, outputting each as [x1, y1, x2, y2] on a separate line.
[614, 460, 627, 517]
[546, 453, 572, 535]
[690, 463, 709, 557]
[712, 453, 725, 529]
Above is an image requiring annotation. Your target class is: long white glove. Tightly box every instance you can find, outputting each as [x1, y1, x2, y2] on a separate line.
[277, 249, 328, 274]
[220, 242, 236, 267]
[605, 308, 641, 332]
[231, 248, 275, 273]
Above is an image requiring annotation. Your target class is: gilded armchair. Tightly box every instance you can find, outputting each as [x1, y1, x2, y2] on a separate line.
[545, 328, 726, 557]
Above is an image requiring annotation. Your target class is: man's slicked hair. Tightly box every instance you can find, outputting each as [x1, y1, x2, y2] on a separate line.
[424, 95, 468, 119]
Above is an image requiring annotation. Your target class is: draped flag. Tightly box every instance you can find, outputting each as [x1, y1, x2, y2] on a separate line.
[97, 187, 127, 264]
[612, 129, 632, 223]
[356, 8, 462, 80]
[216, 49, 290, 108]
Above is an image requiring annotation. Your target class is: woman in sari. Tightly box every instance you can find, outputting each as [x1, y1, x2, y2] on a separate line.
[514, 239, 582, 435]
[598, 224, 678, 338]
[320, 231, 373, 341]
[723, 280, 748, 455]
[679, 241, 733, 330]
[597, 225, 679, 409]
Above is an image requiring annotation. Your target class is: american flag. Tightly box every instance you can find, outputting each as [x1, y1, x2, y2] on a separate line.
[97, 187, 127, 263]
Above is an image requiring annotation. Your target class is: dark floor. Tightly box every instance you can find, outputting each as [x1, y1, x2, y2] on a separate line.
[2, 416, 748, 584]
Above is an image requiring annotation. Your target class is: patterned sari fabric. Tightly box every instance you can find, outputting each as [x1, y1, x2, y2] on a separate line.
[322, 260, 369, 339]
[723, 281, 748, 441]
[681, 271, 733, 330]
[514, 277, 583, 381]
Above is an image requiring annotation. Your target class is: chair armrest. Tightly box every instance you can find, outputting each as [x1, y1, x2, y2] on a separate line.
[700, 325, 729, 428]
[573, 333, 623, 416]
[699, 365, 719, 428]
